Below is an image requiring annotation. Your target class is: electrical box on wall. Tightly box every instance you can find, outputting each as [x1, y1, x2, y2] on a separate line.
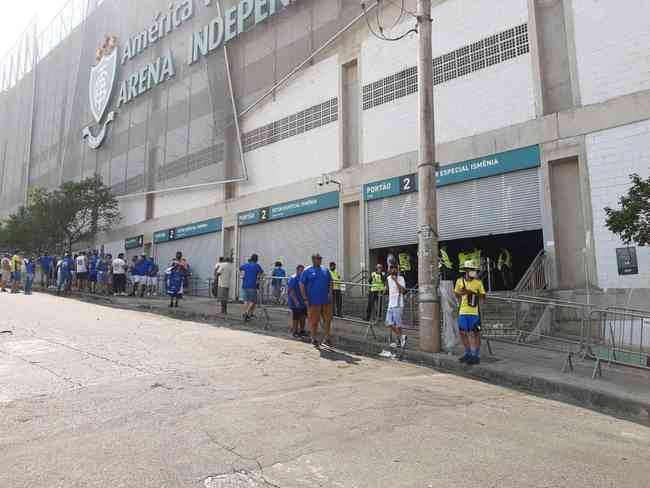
[616, 247, 638, 276]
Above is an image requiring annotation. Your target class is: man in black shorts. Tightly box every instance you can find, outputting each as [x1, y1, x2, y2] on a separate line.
[287, 264, 307, 338]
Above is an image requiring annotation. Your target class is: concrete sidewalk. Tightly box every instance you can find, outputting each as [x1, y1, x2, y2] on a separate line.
[38, 289, 650, 425]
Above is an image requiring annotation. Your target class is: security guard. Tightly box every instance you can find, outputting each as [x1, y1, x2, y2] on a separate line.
[365, 263, 386, 322]
[329, 261, 343, 317]
[497, 248, 514, 290]
[439, 246, 454, 280]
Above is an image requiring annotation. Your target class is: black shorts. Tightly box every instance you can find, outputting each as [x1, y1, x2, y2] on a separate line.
[291, 308, 307, 320]
[77, 272, 88, 281]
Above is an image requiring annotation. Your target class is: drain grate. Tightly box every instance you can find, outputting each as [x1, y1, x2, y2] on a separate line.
[204, 472, 264, 488]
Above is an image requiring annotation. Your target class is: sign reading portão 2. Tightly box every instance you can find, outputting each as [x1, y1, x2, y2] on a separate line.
[154, 218, 223, 244]
[364, 145, 541, 200]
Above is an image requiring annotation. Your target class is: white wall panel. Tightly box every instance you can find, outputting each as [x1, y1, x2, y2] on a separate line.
[363, 56, 536, 163]
[118, 197, 146, 227]
[586, 119, 650, 289]
[153, 186, 219, 220]
[239, 123, 339, 196]
[361, 0, 529, 83]
[241, 55, 340, 131]
[572, 0, 650, 105]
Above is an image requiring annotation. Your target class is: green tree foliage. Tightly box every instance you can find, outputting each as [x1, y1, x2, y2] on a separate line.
[0, 176, 121, 254]
[604, 173, 650, 246]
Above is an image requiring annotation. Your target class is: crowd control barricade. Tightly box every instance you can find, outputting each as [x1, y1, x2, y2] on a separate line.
[585, 307, 650, 373]
[481, 295, 595, 374]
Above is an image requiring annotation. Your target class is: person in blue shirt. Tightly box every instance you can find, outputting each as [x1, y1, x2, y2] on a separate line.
[239, 254, 264, 321]
[287, 264, 307, 338]
[299, 253, 333, 347]
[96, 254, 108, 295]
[38, 255, 53, 288]
[271, 261, 287, 303]
[88, 250, 99, 294]
[24, 257, 35, 295]
[130, 255, 148, 297]
[146, 257, 159, 297]
[57, 253, 73, 296]
[166, 260, 184, 308]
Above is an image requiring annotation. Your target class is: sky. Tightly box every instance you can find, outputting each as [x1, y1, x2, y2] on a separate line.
[0, 0, 68, 61]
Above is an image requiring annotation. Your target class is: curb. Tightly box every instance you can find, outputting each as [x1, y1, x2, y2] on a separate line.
[37, 289, 650, 426]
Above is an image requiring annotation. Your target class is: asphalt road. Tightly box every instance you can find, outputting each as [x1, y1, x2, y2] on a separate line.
[1, 293, 649, 488]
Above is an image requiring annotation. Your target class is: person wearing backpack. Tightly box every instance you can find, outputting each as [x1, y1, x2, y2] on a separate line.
[454, 260, 486, 365]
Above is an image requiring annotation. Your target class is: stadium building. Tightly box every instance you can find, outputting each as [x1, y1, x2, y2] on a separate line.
[1, 0, 649, 302]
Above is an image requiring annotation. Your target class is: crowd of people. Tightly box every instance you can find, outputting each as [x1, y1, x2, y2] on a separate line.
[2, 246, 487, 361]
[1, 250, 192, 303]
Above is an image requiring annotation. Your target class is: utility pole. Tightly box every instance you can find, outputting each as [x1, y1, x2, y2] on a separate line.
[416, 0, 441, 353]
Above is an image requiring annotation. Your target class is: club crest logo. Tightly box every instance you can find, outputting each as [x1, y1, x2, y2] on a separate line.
[82, 36, 118, 149]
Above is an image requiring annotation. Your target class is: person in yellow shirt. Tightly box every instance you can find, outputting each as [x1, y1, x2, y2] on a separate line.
[11, 251, 24, 294]
[454, 260, 486, 365]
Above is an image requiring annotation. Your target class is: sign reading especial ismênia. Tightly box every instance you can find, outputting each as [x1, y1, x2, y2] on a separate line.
[84, 0, 296, 149]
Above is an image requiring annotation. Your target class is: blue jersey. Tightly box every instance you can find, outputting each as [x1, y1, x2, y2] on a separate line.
[25, 260, 35, 274]
[96, 258, 108, 272]
[271, 267, 286, 287]
[134, 260, 147, 276]
[240, 262, 264, 289]
[287, 274, 306, 310]
[89, 256, 98, 274]
[39, 256, 52, 271]
[166, 268, 184, 295]
[299, 265, 332, 305]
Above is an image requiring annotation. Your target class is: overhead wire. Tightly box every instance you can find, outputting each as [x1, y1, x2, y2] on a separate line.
[361, 1, 418, 42]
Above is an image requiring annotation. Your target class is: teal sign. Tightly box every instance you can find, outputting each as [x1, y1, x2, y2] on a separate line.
[125, 235, 144, 250]
[436, 145, 540, 186]
[239, 192, 339, 226]
[364, 174, 417, 201]
[154, 217, 222, 244]
[364, 145, 540, 200]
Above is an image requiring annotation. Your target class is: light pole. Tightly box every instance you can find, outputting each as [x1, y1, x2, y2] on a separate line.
[416, 0, 441, 353]
[320, 173, 344, 281]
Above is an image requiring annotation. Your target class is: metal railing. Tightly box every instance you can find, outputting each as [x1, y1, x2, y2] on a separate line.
[585, 308, 650, 371]
[514, 250, 549, 293]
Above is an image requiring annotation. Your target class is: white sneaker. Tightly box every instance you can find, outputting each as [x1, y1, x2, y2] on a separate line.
[390, 342, 398, 348]
[400, 335, 408, 348]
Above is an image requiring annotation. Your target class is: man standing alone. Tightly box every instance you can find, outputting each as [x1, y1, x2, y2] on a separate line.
[329, 261, 343, 317]
[112, 253, 127, 296]
[386, 265, 407, 350]
[239, 254, 264, 321]
[288, 264, 307, 338]
[300, 254, 333, 347]
[215, 257, 233, 314]
[454, 261, 486, 365]
[365, 264, 386, 322]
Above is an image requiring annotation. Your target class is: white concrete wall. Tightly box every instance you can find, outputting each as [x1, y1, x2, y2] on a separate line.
[118, 197, 146, 227]
[239, 123, 339, 196]
[586, 119, 650, 289]
[361, 0, 535, 163]
[239, 55, 340, 196]
[153, 186, 219, 220]
[572, 0, 650, 106]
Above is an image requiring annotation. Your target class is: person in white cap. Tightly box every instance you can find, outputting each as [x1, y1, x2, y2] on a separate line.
[454, 260, 486, 365]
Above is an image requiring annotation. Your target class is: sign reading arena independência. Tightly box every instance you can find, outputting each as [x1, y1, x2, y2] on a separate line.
[118, 0, 295, 107]
[84, 0, 296, 148]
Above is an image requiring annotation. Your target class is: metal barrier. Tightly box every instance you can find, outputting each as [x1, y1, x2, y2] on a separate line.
[585, 308, 650, 372]
[482, 294, 650, 377]
[482, 294, 595, 375]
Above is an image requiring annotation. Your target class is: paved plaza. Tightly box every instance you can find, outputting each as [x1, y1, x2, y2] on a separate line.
[1, 293, 649, 488]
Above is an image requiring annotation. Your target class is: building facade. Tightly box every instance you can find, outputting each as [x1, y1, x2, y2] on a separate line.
[1, 0, 649, 297]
